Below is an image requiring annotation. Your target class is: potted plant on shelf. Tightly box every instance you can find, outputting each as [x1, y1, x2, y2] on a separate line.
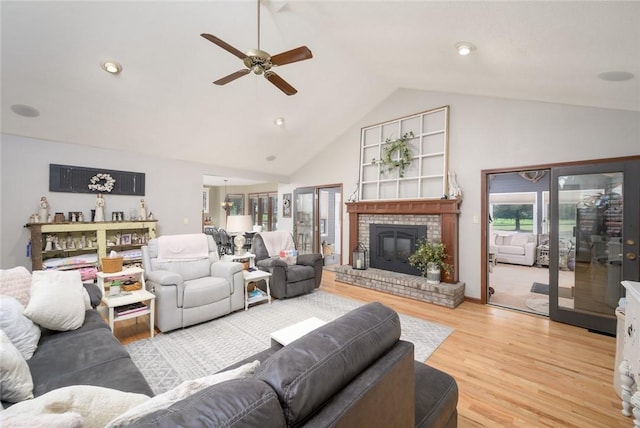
[408, 239, 453, 284]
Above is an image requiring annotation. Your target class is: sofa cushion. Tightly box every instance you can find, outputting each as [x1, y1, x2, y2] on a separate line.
[414, 362, 458, 428]
[126, 378, 286, 428]
[24, 270, 86, 331]
[285, 264, 315, 283]
[499, 245, 525, 256]
[510, 233, 530, 247]
[495, 234, 512, 246]
[255, 302, 401, 426]
[0, 295, 41, 360]
[182, 277, 229, 308]
[29, 321, 153, 397]
[0, 329, 34, 402]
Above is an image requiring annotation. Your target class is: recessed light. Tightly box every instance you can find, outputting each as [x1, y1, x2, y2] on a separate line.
[101, 60, 123, 75]
[598, 71, 634, 82]
[274, 117, 285, 127]
[11, 104, 40, 118]
[455, 42, 475, 56]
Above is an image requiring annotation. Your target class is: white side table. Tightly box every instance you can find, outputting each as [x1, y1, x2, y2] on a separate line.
[223, 252, 256, 268]
[243, 269, 271, 310]
[102, 289, 156, 338]
[96, 267, 146, 295]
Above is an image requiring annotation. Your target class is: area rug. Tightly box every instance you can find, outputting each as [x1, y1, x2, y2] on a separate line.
[531, 282, 549, 294]
[531, 282, 574, 299]
[525, 297, 549, 315]
[125, 289, 453, 394]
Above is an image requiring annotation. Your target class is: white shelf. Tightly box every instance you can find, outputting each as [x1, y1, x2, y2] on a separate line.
[114, 307, 150, 322]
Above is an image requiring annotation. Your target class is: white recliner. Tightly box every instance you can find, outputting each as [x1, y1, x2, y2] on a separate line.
[142, 234, 244, 333]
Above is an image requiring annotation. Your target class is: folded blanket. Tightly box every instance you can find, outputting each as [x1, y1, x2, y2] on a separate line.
[259, 231, 295, 257]
[157, 234, 209, 261]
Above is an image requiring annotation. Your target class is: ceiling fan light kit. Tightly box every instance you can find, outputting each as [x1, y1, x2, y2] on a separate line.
[200, 0, 312, 95]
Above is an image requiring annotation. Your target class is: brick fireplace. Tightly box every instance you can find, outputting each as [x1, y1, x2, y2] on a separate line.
[336, 199, 464, 308]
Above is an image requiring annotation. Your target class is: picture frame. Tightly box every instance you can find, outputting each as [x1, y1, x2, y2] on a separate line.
[121, 233, 132, 245]
[282, 193, 292, 218]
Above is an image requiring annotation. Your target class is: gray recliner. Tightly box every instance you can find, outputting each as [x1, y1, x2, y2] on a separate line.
[251, 232, 323, 299]
[142, 234, 244, 333]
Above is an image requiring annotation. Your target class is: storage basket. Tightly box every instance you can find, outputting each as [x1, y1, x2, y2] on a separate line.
[121, 281, 142, 292]
[102, 256, 123, 273]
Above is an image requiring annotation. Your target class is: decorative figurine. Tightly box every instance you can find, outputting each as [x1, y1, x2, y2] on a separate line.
[139, 199, 147, 221]
[71, 212, 77, 222]
[54, 236, 62, 251]
[78, 212, 84, 222]
[95, 194, 105, 222]
[47, 214, 53, 223]
[115, 233, 121, 246]
[38, 196, 50, 223]
[44, 235, 53, 252]
[148, 212, 154, 220]
[447, 171, 463, 200]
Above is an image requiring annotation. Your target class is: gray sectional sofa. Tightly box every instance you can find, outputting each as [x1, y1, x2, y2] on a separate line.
[129, 302, 459, 427]
[11, 297, 458, 426]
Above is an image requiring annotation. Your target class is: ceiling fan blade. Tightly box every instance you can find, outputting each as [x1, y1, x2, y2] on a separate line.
[270, 46, 313, 66]
[200, 33, 247, 60]
[264, 71, 297, 96]
[213, 69, 250, 85]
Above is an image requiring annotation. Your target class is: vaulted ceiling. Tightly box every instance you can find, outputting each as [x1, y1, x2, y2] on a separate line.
[2, 1, 638, 183]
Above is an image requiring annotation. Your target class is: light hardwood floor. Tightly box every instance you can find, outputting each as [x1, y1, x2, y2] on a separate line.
[115, 271, 629, 427]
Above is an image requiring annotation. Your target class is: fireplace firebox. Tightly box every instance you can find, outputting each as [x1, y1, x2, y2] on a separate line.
[369, 224, 427, 275]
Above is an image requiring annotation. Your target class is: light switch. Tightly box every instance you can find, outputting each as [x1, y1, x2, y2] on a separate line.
[183, 217, 189, 225]
[472, 215, 479, 224]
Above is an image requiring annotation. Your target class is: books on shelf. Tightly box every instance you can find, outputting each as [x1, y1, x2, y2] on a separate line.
[248, 289, 267, 303]
[114, 302, 147, 317]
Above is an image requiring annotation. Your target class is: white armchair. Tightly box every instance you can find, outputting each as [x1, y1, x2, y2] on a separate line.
[142, 234, 244, 332]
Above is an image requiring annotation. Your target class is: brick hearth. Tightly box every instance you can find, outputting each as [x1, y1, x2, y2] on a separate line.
[334, 266, 465, 308]
[340, 199, 463, 307]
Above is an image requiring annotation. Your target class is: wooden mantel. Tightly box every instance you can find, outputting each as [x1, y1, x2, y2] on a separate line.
[346, 199, 461, 283]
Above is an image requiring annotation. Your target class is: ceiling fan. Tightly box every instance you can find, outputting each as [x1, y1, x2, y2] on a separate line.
[200, 0, 312, 96]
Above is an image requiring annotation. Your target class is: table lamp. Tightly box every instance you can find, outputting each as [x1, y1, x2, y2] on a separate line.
[226, 215, 253, 254]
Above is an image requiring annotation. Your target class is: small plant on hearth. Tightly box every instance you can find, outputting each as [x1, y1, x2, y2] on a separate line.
[408, 239, 452, 282]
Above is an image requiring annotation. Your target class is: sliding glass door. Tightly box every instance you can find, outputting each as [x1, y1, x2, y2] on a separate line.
[549, 160, 640, 334]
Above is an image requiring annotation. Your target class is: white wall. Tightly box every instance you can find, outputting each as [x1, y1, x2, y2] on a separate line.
[3, 90, 639, 298]
[288, 88, 640, 299]
[0, 134, 287, 269]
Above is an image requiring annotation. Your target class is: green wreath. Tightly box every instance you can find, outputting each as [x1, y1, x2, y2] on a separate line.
[379, 131, 414, 178]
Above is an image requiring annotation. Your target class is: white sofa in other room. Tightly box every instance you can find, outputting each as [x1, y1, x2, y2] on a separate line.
[489, 232, 537, 266]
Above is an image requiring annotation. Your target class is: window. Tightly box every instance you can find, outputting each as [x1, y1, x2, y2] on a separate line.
[249, 192, 278, 231]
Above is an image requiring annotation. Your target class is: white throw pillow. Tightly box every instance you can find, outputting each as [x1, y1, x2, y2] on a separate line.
[106, 360, 260, 427]
[0, 411, 83, 428]
[24, 270, 86, 331]
[0, 329, 34, 402]
[0, 385, 150, 428]
[0, 295, 41, 360]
